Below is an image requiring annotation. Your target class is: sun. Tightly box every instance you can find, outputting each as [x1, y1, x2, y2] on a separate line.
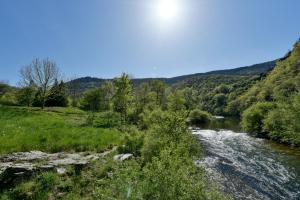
[155, 0, 180, 23]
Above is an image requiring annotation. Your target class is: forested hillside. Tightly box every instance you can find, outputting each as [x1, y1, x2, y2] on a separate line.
[238, 40, 300, 146]
[68, 60, 276, 94]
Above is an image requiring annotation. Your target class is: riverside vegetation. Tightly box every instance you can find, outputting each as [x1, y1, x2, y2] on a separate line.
[0, 61, 226, 199]
[0, 39, 300, 199]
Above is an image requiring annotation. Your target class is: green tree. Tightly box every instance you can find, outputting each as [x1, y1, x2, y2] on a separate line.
[242, 102, 276, 135]
[167, 90, 185, 112]
[149, 80, 167, 109]
[16, 84, 36, 107]
[45, 80, 68, 107]
[101, 81, 115, 111]
[0, 83, 10, 98]
[188, 109, 212, 125]
[182, 87, 199, 110]
[113, 73, 132, 121]
[80, 88, 103, 112]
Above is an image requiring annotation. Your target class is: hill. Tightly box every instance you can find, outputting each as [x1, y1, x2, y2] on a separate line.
[238, 40, 300, 146]
[68, 60, 276, 93]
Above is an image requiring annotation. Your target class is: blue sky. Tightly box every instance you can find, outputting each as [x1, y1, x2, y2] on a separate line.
[0, 0, 300, 85]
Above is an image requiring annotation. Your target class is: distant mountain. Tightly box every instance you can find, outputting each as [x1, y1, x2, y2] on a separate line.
[68, 60, 277, 93]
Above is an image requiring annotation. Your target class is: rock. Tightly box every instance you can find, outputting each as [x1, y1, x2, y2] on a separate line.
[0, 163, 36, 187]
[113, 154, 133, 161]
[0, 151, 48, 162]
[56, 167, 66, 174]
[0, 148, 116, 186]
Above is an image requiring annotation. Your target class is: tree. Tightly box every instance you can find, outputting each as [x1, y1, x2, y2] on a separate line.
[67, 77, 81, 107]
[80, 88, 103, 112]
[16, 83, 36, 107]
[182, 87, 199, 110]
[45, 80, 68, 107]
[20, 58, 59, 109]
[188, 109, 212, 125]
[101, 81, 115, 111]
[135, 82, 154, 113]
[167, 90, 185, 112]
[113, 73, 132, 121]
[0, 82, 10, 98]
[149, 80, 167, 109]
[242, 102, 276, 135]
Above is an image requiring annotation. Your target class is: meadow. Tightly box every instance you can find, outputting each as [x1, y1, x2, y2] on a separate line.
[0, 105, 122, 154]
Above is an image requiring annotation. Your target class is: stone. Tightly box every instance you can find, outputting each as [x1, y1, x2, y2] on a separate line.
[0, 148, 116, 186]
[56, 167, 66, 174]
[113, 153, 133, 161]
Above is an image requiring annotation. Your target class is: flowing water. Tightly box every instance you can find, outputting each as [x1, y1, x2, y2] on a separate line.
[193, 118, 300, 200]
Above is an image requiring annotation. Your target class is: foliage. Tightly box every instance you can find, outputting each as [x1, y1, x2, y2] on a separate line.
[167, 89, 185, 112]
[0, 83, 10, 98]
[241, 102, 276, 135]
[16, 86, 36, 107]
[45, 80, 68, 107]
[92, 111, 122, 128]
[188, 109, 212, 125]
[113, 73, 132, 121]
[239, 40, 300, 145]
[117, 132, 144, 156]
[19, 58, 60, 109]
[179, 75, 262, 115]
[263, 94, 300, 146]
[0, 90, 18, 106]
[141, 111, 199, 163]
[80, 88, 104, 112]
[95, 112, 225, 200]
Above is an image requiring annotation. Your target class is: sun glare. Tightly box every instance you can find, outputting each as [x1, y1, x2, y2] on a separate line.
[155, 0, 181, 23]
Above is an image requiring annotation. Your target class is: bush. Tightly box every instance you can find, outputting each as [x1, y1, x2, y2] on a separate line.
[16, 86, 36, 106]
[45, 81, 68, 107]
[264, 99, 300, 146]
[188, 109, 212, 125]
[117, 132, 144, 156]
[92, 111, 122, 128]
[0, 83, 10, 98]
[80, 88, 103, 112]
[139, 108, 167, 129]
[0, 90, 18, 106]
[241, 102, 276, 135]
[142, 111, 200, 163]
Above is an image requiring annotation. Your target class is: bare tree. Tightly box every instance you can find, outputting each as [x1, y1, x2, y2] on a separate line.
[20, 58, 59, 109]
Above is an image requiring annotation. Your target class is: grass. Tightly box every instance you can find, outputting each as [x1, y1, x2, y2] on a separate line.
[0, 105, 123, 154]
[0, 156, 118, 199]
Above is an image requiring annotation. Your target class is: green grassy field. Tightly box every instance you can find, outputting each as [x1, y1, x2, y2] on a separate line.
[0, 105, 123, 154]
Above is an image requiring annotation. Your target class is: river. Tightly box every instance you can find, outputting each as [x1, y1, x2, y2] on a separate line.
[192, 118, 300, 200]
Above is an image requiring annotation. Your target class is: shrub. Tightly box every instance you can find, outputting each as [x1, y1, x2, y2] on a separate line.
[264, 99, 300, 146]
[241, 102, 276, 135]
[45, 81, 68, 107]
[0, 90, 18, 106]
[0, 83, 10, 98]
[117, 132, 144, 156]
[92, 111, 122, 128]
[188, 109, 212, 125]
[139, 108, 167, 129]
[80, 88, 103, 112]
[16, 86, 36, 106]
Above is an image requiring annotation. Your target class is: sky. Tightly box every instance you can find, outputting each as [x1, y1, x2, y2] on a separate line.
[0, 0, 300, 85]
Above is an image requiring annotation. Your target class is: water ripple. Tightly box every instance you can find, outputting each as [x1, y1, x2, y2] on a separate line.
[193, 129, 300, 200]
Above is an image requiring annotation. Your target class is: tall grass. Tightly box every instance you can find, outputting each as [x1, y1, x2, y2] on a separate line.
[0, 106, 122, 154]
